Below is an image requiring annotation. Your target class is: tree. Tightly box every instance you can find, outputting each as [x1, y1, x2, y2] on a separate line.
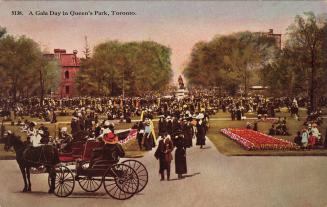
[286, 12, 326, 112]
[76, 40, 172, 96]
[184, 32, 277, 95]
[0, 26, 6, 39]
[0, 35, 43, 102]
[39, 59, 60, 104]
[0, 32, 58, 102]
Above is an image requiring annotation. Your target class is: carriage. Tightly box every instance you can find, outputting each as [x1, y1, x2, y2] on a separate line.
[3, 125, 147, 200]
[50, 159, 147, 199]
[48, 130, 148, 199]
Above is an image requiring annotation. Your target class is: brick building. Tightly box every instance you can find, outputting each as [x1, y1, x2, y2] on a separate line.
[44, 49, 80, 97]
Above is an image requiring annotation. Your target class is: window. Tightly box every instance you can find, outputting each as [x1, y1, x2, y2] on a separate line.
[65, 71, 69, 79]
[65, 86, 70, 94]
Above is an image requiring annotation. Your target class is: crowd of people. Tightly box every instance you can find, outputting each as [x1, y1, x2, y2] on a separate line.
[0, 88, 327, 179]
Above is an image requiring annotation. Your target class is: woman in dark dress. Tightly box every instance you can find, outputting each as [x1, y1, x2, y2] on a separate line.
[174, 134, 187, 179]
[158, 116, 167, 136]
[196, 115, 206, 148]
[166, 117, 173, 135]
[183, 118, 194, 148]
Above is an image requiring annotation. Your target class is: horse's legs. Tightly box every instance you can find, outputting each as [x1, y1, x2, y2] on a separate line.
[18, 165, 28, 192]
[47, 166, 55, 194]
[26, 167, 31, 192]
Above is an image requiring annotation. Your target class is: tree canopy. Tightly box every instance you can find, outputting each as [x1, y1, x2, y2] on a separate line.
[263, 12, 327, 110]
[76, 40, 172, 96]
[0, 28, 60, 102]
[183, 31, 277, 95]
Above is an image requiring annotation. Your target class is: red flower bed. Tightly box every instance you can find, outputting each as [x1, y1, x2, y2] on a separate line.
[220, 128, 298, 150]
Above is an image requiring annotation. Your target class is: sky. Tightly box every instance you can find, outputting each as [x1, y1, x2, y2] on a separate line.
[0, 1, 326, 82]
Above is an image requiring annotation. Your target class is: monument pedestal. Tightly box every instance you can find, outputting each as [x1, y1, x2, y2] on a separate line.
[175, 88, 188, 100]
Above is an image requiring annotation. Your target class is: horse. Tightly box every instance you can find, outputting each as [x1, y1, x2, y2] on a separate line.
[3, 132, 60, 193]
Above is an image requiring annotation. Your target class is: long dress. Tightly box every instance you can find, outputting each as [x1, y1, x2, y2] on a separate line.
[174, 137, 187, 175]
[183, 123, 193, 148]
[196, 122, 206, 146]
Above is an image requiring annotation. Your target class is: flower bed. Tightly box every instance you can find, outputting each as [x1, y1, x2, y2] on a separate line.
[220, 128, 298, 150]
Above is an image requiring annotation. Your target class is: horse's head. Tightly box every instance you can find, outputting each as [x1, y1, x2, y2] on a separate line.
[3, 130, 11, 151]
[3, 131, 17, 151]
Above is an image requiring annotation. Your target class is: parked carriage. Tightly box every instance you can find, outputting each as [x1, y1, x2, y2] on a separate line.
[48, 130, 148, 200]
[4, 126, 147, 200]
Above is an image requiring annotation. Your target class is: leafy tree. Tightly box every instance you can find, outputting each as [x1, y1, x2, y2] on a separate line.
[286, 12, 326, 111]
[76, 40, 172, 96]
[0, 35, 43, 102]
[264, 12, 327, 110]
[184, 32, 277, 95]
[0, 32, 58, 103]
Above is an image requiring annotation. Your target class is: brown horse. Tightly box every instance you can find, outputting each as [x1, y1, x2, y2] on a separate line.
[4, 132, 60, 193]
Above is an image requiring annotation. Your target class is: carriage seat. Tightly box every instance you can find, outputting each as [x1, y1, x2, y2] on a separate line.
[92, 160, 118, 169]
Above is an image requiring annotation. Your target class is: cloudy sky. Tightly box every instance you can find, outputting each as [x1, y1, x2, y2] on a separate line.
[0, 1, 326, 81]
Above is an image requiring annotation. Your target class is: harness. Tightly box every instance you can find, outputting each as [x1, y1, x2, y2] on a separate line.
[23, 145, 55, 166]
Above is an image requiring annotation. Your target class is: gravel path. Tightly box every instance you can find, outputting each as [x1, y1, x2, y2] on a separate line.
[1, 138, 327, 207]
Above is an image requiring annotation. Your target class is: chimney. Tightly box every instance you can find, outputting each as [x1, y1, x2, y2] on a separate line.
[269, 29, 273, 34]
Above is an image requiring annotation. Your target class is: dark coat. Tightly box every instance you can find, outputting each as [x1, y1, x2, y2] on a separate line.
[183, 123, 193, 148]
[158, 119, 167, 136]
[155, 138, 173, 173]
[166, 121, 173, 135]
[196, 122, 206, 146]
[174, 137, 187, 174]
[102, 143, 125, 162]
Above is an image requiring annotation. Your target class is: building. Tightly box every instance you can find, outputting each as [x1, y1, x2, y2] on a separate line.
[44, 49, 80, 97]
[260, 29, 282, 49]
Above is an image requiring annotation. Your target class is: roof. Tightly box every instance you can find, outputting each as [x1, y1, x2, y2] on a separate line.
[60, 54, 80, 67]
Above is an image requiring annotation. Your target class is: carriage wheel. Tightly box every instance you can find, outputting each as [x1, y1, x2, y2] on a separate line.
[102, 164, 139, 200]
[78, 176, 102, 192]
[122, 160, 148, 193]
[52, 165, 75, 197]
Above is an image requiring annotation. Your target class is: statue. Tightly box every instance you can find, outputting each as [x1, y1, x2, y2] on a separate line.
[178, 75, 185, 89]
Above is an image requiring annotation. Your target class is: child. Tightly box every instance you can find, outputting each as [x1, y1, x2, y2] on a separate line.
[308, 132, 316, 149]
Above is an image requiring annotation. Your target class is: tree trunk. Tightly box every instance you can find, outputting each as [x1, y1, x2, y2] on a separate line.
[39, 69, 45, 107]
[309, 49, 317, 113]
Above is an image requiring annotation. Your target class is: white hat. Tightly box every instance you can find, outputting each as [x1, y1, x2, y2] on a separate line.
[7, 130, 12, 134]
[196, 113, 204, 119]
[102, 128, 111, 134]
[104, 120, 110, 126]
[61, 127, 67, 132]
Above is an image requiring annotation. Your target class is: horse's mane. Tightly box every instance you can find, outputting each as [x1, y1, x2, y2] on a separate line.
[11, 134, 24, 147]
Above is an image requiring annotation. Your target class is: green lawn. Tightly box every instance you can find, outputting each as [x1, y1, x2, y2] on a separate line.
[207, 114, 327, 156]
[2, 109, 326, 158]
